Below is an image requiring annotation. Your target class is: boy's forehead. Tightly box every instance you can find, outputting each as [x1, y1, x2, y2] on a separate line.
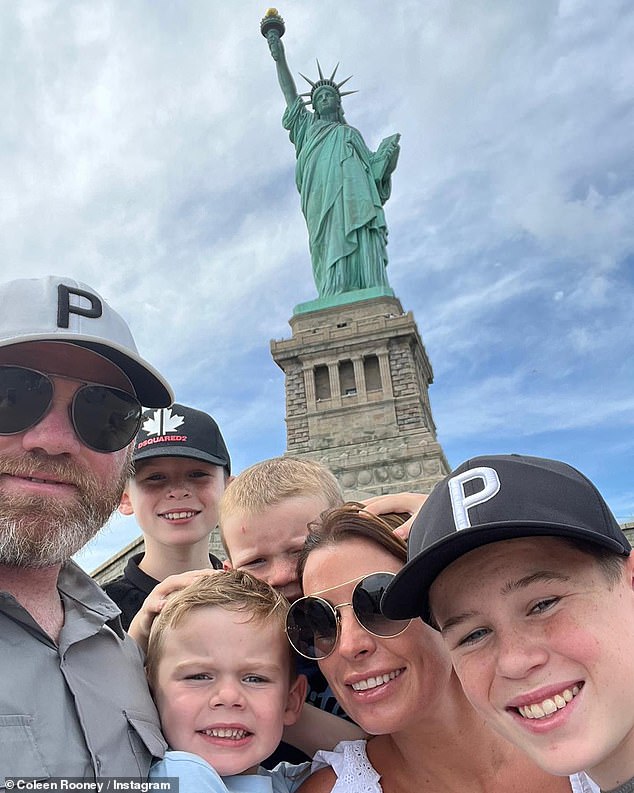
[159, 605, 291, 664]
[232, 494, 329, 530]
[223, 495, 329, 549]
[435, 536, 597, 596]
[134, 456, 221, 473]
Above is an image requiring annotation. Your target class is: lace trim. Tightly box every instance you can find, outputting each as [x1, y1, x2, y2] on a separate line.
[312, 740, 382, 793]
[313, 741, 602, 793]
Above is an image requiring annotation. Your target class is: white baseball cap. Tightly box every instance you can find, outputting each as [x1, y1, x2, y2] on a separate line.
[0, 275, 173, 408]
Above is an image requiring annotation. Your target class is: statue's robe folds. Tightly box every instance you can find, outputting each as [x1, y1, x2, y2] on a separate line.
[283, 97, 391, 297]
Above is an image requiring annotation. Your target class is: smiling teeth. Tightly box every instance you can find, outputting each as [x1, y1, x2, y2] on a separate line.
[163, 511, 196, 520]
[517, 686, 580, 719]
[352, 669, 402, 691]
[202, 728, 249, 739]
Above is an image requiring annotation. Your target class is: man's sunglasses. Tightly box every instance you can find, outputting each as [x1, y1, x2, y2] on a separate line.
[0, 365, 142, 453]
[285, 572, 412, 660]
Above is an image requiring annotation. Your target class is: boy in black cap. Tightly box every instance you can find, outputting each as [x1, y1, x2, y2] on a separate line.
[105, 403, 231, 629]
[382, 454, 634, 792]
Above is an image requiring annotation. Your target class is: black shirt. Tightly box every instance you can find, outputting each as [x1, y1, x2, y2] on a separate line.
[103, 551, 223, 630]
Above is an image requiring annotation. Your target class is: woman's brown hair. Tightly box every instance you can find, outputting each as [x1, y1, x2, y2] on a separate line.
[297, 502, 408, 588]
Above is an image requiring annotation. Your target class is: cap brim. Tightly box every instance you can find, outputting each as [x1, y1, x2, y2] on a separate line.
[382, 520, 630, 623]
[133, 445, 229, 469]
[0, 334, 173, 408]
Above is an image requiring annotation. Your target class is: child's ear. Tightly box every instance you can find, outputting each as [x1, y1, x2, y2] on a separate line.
[283, 673, 308, 726]
[222, 559, 234, 571]
[119, 488, 135, 516]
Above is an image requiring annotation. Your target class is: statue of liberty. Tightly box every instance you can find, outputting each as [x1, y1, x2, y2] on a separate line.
[262, 10, 400, 299]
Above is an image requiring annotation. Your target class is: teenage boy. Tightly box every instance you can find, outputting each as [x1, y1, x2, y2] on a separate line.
[147, 571, 333, 792]
[105, 403, 231, 629]
[382, 454, 634, 793]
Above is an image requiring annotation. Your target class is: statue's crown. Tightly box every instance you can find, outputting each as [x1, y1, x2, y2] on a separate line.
[299, 61, 357, 106]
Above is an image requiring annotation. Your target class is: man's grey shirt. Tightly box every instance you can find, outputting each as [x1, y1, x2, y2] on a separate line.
[0, 561, 166, 785]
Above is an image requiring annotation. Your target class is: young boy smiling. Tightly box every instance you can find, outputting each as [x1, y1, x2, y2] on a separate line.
[382, 454, 634, 793]
[219, 456, 349, 763]
[146, 570, 310, 792]
[105, 403, 231, 629]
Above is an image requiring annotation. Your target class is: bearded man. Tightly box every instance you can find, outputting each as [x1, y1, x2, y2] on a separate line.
[0, 276, 173, 781]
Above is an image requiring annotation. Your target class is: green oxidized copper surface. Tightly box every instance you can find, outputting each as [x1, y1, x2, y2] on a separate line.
[264, 11, 401, 303]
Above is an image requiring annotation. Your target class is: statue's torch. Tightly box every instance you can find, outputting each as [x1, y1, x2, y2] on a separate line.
[260, 8, 286, 40]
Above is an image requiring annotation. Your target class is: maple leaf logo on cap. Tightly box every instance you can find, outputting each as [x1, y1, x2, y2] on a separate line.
[142, 407, 185, 437]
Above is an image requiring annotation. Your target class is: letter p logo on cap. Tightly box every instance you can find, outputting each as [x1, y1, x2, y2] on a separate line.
[57, 284, 103, 328]
[448, 466, 501, 530]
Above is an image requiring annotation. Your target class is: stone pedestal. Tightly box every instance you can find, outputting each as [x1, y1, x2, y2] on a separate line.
[270, 294, 450, 497]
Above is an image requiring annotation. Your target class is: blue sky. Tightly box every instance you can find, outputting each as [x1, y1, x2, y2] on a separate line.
[1, 1, 632, 571]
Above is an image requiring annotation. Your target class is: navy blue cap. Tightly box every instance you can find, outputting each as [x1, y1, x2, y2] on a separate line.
[133, 403, 230, 473]
[382, 454, 630, 624]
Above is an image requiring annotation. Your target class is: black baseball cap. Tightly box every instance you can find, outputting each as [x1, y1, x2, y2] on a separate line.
[382, 454, 630, 624]
[133, 403, 230, 473]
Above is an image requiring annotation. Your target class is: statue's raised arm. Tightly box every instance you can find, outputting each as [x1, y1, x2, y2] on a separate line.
[261, 9, 400, 300]
[265, 27, 298, 108]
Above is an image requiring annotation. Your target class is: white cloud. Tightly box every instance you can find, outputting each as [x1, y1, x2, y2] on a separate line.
[0, 0, 631, 568]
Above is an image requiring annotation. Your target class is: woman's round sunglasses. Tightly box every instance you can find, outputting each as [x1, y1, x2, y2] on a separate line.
[285, 571, 412, 660]
[0, 365, 142, 453]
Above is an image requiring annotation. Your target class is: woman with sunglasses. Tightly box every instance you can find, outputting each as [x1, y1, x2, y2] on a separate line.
[288, 505, 597, 793]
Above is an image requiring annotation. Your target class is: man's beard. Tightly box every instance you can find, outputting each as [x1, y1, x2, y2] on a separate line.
[0, 450, 132, 568]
